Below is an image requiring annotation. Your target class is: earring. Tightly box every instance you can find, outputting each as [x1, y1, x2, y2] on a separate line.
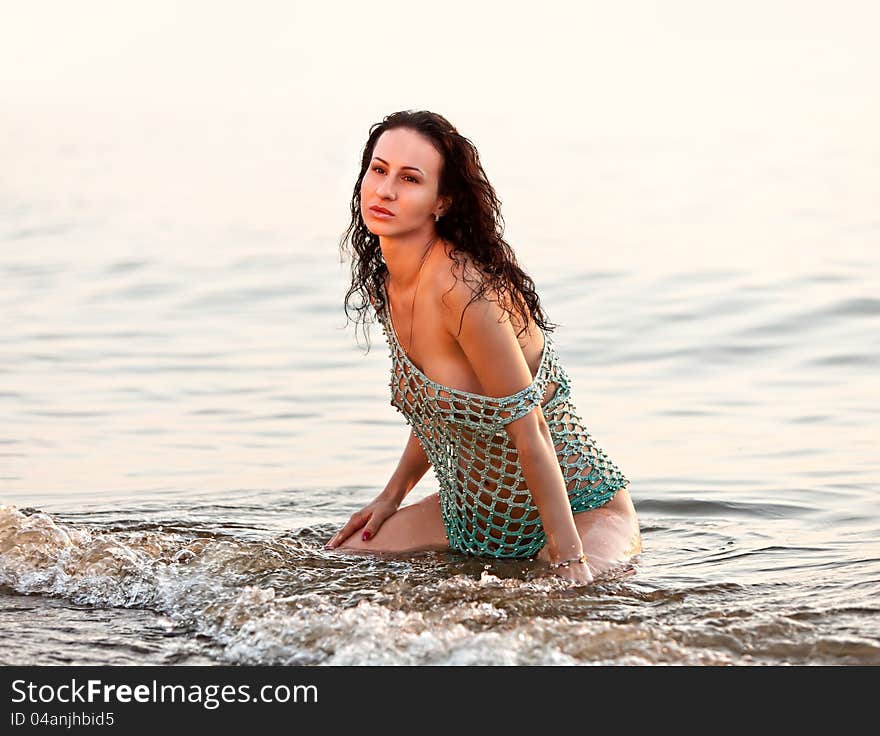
[434, 213, 440, 222]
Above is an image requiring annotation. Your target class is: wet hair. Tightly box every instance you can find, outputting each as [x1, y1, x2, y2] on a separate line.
[338, 109, 557, 352]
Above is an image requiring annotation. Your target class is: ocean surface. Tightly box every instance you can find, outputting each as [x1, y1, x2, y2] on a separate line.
[1, 103, 878, 666]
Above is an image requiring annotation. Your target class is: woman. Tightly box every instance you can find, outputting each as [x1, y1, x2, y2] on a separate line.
[325, 110, 641, 584]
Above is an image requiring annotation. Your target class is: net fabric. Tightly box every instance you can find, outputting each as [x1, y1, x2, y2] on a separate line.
[376, 282, 629, 559]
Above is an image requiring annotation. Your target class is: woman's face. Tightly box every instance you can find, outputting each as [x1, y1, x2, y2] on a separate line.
[360, 127, 447, 237]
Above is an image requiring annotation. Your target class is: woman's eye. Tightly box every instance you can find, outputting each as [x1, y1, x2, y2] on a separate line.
[372, 166, 417, 183]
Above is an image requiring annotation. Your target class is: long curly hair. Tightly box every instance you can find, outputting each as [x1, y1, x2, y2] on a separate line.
[338, 109, 557, 352]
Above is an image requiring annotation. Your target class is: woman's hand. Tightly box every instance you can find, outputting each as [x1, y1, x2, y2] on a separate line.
[551, 560, 594, 585]
[546, 551, 595, 584]
[323, 495, 400, 549]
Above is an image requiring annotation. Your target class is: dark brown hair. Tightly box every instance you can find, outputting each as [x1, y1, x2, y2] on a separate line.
[338, 109, 557, 351]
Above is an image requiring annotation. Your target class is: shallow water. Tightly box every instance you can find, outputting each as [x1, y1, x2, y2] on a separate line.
[2, 102, 879, 666]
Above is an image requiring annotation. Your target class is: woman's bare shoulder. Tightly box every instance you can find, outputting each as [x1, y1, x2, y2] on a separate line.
[431, 246, 533, 340]
[431, 254, 517, 342]
[432, 250, 484, 309]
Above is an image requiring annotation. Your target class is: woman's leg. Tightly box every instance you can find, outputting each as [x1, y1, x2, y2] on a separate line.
[536, 487, 642, 576]
[336, 492, 451, 554]
[336, 486, 642, 576]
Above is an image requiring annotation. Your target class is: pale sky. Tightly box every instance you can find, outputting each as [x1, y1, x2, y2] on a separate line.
[2, 0, 877, 141]
[2, 1, 877, 275]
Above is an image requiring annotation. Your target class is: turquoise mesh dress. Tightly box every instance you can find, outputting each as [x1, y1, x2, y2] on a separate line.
[377, 280, 629, 559]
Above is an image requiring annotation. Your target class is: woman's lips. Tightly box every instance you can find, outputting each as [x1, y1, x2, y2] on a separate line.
[369, 206, 395, 218]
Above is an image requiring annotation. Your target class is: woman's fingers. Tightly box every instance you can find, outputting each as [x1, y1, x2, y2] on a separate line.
[360, 514, 386, 542]
[324, 513, 366, 549]
[324, 499, 397, 550]
[326, 523, 357, 548]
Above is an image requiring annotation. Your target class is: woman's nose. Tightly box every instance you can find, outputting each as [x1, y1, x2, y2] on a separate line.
[376, 178, 396, 199]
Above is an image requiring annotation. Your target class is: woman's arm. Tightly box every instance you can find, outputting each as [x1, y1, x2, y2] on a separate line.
[367, 285, 433, 504]
[439, 275, 585, 564]
[509, 419, 584, 562]
[324, 428, 431, 549]
[380, 428, 432, 506]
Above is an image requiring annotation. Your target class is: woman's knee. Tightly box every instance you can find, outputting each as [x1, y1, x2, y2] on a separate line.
[573, 498, 642, 564]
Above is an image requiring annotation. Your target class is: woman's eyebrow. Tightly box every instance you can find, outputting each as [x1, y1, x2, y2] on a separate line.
[372, 156, 424, 175]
